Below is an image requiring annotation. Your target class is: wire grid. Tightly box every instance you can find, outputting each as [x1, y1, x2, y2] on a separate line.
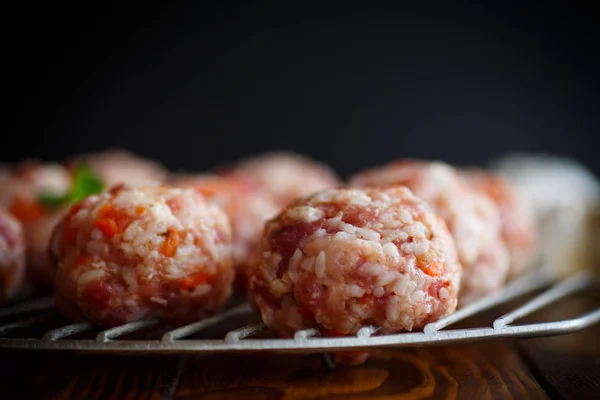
[0, 270, 598, 355]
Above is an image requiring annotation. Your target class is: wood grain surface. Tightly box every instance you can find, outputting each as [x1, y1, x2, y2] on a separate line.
[0, 290, 598, 399]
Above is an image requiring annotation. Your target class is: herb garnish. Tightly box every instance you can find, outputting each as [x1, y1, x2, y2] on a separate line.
[38, 163, 104, 208]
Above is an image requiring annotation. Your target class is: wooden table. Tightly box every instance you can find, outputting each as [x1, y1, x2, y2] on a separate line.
[1, 291, 598, 399]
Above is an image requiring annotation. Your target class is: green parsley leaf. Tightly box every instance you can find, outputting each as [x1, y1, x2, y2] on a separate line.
[69, 163, 105, 203]
[38, 163, 105, 209]
[38, 193, 71, 208]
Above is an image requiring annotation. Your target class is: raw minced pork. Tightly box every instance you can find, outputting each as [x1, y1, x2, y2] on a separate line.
[0, 207, 26, 303]
[49, 185, 234, 327]
[350, 160, 509, 302]
[247, 187, 461, 364]
[460, 169, 537, 280]
[492, 153, 598, 279]
[221, 152, 341, 208]
[172, 173, 279, 284]
[0, 160, 72, 284]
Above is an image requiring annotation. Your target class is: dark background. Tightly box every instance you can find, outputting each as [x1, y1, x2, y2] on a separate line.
[4, 1, 599, 178]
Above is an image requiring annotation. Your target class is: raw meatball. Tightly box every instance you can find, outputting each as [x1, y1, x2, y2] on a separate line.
[492, 153, 600, 216]
[350, 160, 508, 302]
[492, 153, 600, 279]
[0, 207, 26, 303]
[247, 187, 461, 364]
[67, 149, 167, 189]
[49, 185, 234, 327]
[455, 189, 510, 304]
[221, 152, 340, 207]
[0, 160, 72, 284]
[461, 169, 537, 280]
[172, 174, 279, 283]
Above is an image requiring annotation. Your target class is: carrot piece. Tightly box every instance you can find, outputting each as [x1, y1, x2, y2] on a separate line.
[94, 204, 134, 237]
[180, 271, 210, 290]
[422, 261, 443, 277]
[94, 218, 119, 238]
[97, 204, 113, 217]
[10, 198, 45, 221]
[160, 228, 180, 257]
[196, 186, 219, 198]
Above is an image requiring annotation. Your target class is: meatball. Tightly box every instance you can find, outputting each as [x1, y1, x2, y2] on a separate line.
[0, 160, 72, 284]
[459, 190, 510, 303]
[172, 174, 279, 283]
[67, 149, 167, 189]
[461, 169, 537, 280]
[492, 153, 600, 279]
[49, 186, 234, 327]
[350, 160, 508, 302]
[492, 153, 600, 216]
[0, 207, 26, 303]
[221, 152, 340, 207]
[248, 187, 461, 364]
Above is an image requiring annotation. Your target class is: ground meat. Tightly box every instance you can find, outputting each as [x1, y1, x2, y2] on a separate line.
[49, 185, 234, 327]
[350, 160, 508, 302]
[220, 152, 341, 208]
[0, 160, 72, 284]
[461, 169, 537, 280]
[172, 173, 279, 285]
[492, 153, 598, 280]
[0, 207, 26, 303]
[247, 187, 461, 365]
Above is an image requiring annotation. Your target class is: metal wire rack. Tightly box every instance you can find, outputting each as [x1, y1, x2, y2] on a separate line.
[0, 270, 598, 356]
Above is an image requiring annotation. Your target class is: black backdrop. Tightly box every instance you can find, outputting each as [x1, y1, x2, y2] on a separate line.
[5, 2, 599, 178]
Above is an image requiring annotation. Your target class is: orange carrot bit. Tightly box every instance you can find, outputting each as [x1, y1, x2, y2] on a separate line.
[10, 198, 45, 221]
[97, 204, 125, 223]
[135, 206, 146, 215]
[97, 204, 111, 217]
[94, 218, 119, 238]
[191, 179, 234, 198]
[160, 228, 180, 257]
[196, 186, 219, 198]
[94, 204, 134, 237]
[180, 271, 210, 291]
[422, 261, 443, 277]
